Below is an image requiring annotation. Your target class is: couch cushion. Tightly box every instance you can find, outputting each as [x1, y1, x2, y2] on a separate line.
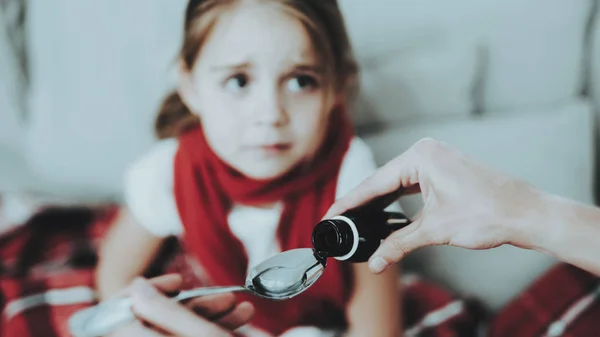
[340, 0, 482, 128]
[351, 32, 480, 128]
[361, 99, 595, 311]
[339, 0, 593, 124]
[478, 0, 594, 112]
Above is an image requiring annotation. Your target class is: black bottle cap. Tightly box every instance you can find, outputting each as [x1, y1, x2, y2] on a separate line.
[312, 219, 352, 258]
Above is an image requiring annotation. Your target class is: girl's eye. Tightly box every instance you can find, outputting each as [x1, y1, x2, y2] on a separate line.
[224, 74, 249, 92]
[286, 75, 318, 92]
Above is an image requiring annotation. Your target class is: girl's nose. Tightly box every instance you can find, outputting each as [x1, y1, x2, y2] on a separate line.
[253, 86, 288, 127]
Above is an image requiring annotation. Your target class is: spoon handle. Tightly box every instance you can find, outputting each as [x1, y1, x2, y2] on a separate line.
[175, 286, 249, 301]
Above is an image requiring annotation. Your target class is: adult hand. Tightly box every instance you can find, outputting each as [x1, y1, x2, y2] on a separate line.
[110, 274, 255, 337]
[325, 138, 547, 274]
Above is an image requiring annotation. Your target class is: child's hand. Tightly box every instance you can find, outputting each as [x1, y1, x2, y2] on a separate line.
[105, 320, 150, 337]
[105, 274, 255, 336]
[279, 326, 340, 337]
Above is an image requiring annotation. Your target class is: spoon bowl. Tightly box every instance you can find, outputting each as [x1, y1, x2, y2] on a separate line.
[69, 248, 326, 337]
[246, 248, 325, 300]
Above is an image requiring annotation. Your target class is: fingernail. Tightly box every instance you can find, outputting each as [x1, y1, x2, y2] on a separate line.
[133, 278, 158, 298]
[369, 256, 388, 273]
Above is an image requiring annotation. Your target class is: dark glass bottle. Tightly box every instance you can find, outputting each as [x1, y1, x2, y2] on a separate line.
[312, 190, 412, 263]
[312, 208, 411, 263]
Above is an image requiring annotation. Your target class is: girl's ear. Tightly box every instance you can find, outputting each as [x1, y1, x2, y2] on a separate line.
[177, 61, 202, 116]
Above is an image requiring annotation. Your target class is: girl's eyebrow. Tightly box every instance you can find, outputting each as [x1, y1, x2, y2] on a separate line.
[292, 64, 324, 74]
[210, 61, 251, 72]
[209, 61, 323, 74]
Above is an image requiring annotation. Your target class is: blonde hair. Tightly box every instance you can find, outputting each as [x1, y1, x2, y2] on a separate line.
[155, 0, 358, 139]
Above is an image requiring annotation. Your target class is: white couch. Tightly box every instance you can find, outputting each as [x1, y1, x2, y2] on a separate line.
[0, 0, 599, 312]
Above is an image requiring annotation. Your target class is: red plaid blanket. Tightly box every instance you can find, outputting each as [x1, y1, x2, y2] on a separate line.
[0, 206, 118, 336]
[3, 203, 596, 336]
[489, 263, 600, 337]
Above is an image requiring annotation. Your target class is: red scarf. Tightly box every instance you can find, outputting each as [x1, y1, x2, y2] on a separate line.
[173, 107, 354, 334]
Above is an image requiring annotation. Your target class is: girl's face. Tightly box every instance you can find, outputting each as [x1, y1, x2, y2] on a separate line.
[179, 2, 336, 180]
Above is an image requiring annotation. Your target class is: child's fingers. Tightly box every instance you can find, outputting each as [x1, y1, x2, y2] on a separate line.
[185, 292, 237, 319]
[106, 321, 165, 337]
[214, 301, 255, 331]
[111, 274, 183, 299]
[147, 274, 183, 293]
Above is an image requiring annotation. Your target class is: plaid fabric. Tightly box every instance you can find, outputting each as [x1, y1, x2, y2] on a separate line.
[489, 263, 600, 337]
[0, 206, 118, 337]
[0, 204, 486, 337]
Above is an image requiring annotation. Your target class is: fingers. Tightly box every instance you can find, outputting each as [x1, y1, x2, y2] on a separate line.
[113, 274, 183, 300]
[186, 295, 255, 330]
[131, 321, 168, 337]
[214, 301, 255, 330]
[137, 329, 167, 337]
[186, 293, 237, 319]
[148, 273, 183, 293]
[324, 155, 415, 219]
[130, 278, 231, 337]
[323, 138, 439, 219]
[106, 320, 164, 337]
[367, 219, 431, 273]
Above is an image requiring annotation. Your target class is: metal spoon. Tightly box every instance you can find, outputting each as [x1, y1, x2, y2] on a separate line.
[68, 248, 326, 337]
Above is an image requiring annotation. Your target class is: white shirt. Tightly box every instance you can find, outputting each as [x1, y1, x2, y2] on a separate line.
[124, 137, 388, 270]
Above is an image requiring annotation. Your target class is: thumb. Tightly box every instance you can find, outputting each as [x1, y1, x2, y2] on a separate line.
[367, 218, 430, 273]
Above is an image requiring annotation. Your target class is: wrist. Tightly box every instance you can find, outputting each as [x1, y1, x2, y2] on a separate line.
[532, 193, 600, 276]
[506, 187, 561, 253]
[510, 189, 595, 263]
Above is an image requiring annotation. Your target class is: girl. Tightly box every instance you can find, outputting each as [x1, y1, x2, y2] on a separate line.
[96, 0, 402, 336]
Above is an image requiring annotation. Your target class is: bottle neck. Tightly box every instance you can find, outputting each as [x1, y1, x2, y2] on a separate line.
[312, 215, 358, 260]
